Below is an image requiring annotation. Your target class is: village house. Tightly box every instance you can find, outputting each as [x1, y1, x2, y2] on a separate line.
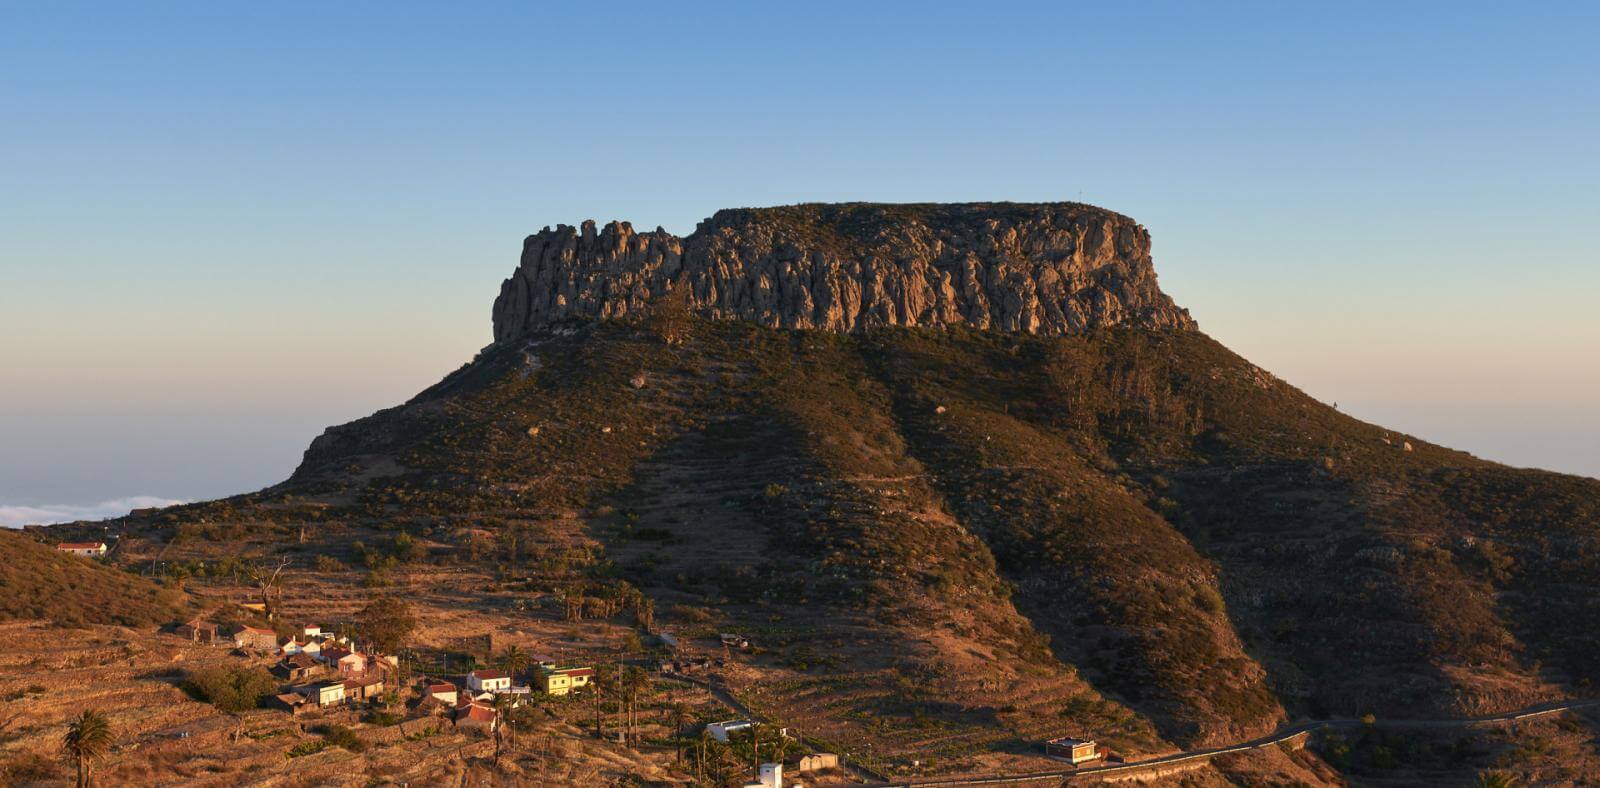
[231, 625, 278, 651]
[55, 542, 107, 558]
[414, 693, 454, 718]
[538, 665, 594, 696]
[720, 633, 751, 649]
[707, 719, 754, 743]
[175, 617, 221, 644]
[321, 647, 367, 676]
[281, 638, 321, 659]
[453, 702, 498, 734]
[370, 653, 400, 675]
[421, 680, 459, 705]
[274, 653, 322, 681]
[1043, 736, 1102, 765]
[300, 625, 322, 639]
[744, 762, 788, 788]
[293, 681, 346, 708]
[466, 669, 512, 695]
[797, 753, 840, 773]
[343, 676, 385, 702]
[269, 693, 311, 716]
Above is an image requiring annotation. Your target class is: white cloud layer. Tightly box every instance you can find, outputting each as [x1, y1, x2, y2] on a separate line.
[0, 496, 186, 528]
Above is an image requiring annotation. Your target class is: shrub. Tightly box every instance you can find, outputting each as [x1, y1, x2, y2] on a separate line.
[1, 753, 61, 783]
[366, 710, 404, 726]
[314, 555, 345, 572]
[317, 724, 367, 752]
[287, 740, 328, 758]
[183, 665, 277, 712]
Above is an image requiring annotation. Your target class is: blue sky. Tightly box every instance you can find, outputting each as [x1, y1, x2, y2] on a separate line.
[2, 2, 1597, 523]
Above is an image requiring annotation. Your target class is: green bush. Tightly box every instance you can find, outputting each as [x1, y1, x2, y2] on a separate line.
[183, 665, 277, 712]
[287, 740, 328, 758]
[316, 724, 367, 752]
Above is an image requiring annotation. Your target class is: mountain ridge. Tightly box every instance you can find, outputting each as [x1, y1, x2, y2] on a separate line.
[492, 202, 1195, 342]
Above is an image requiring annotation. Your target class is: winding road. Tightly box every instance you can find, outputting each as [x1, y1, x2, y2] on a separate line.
[878, 699, 1600, 787]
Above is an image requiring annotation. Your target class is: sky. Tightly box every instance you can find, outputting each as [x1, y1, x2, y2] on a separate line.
[2, 2, 1597, 525]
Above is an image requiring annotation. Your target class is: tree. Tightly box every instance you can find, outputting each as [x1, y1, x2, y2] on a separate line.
[493, 694, 516, 766]
[646, 286, 695, 347]
[183, 666, 276, 712]
[635, 597, 655, 632]
[62, 710, 114, 788]
[562, 588, 586, 622]
[357, 596, 416, 654]
[621, 666, 651, 744]
[591, 664, 616, 739]
[1476, 772, 1521, 788]
[666, 702, 691, 763]
[498, 645, 531, 678]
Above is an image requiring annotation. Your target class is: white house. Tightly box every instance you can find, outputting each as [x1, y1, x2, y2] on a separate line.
[281, 639, 322, 659]
[467, 670, 512, 694]
[707, 719, 754, 743]
[293, 681, 346, 708]
[744, 763, 792, 788]
[423, 681, 459, 705]
[56, 542, 108, 558]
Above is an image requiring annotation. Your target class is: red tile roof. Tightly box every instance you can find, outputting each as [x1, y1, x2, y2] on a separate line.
[471, 670, 507, 680]
[56, 542, 105, 550]
[459, 704, 497, 722]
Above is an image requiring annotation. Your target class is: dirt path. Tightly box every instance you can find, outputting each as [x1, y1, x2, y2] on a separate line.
[874, 699, 1600, 787]
[662, 672, 890, 784]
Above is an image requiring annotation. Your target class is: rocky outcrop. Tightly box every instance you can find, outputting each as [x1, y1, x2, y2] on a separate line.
[492, 202, 1194, 341]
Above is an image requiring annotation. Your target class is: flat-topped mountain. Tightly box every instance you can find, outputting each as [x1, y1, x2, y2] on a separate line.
[32, 201, 1600, 785]
[492, 202, 1194, 341]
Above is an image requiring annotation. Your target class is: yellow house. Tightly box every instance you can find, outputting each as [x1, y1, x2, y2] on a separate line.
[539, 665, 595, 696]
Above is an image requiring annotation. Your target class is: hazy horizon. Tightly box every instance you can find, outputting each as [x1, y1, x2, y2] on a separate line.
[4, 3, 1597, 526]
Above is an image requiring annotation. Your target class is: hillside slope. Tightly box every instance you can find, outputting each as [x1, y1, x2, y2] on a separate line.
[42, 202, 1600, 782]
[0, 530, 185, 627]
[269, 313, 1600, 773]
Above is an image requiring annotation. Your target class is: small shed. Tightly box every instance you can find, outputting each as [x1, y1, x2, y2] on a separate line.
[175, 618, 221, 644]
[1043, 737, 1101, 765]
[798, 753, 840, 772]
[232, 625, 278, 651]
[269, 693, 311, 716]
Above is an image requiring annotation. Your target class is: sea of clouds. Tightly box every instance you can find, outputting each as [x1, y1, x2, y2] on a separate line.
[0, 496, 186, 528]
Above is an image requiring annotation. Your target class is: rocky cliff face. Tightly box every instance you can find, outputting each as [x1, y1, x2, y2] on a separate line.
[492, 202, 1194, 342]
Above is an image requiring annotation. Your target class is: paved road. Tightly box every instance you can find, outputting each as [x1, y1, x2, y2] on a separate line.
[876, 699, 1600, 787]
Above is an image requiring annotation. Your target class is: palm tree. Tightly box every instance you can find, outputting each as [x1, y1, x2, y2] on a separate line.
[666, 702, 691, 763]
[591, 663, 615, 738]
[1476, 772, 1520, 788]
[621, 666, 651, 743]
[493, 693, 516, 766]
[63, 710, 114, 788]
[498, 645, 531, 679]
